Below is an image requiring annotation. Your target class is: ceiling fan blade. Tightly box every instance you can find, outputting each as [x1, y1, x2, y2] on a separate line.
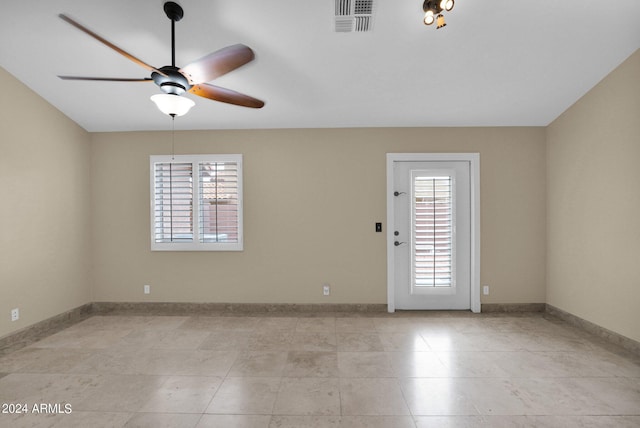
[59, 14, 166, 77]
[180, 44, 255, 84]
[189, 83, 265, 109]
[58, 76, 153, 82]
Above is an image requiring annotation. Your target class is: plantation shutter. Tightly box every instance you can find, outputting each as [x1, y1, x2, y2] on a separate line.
[198, 161, 240, 243]
[413, 175, 454, 287]
[151, 154, 243, 251]
[153, 162, 193, 243]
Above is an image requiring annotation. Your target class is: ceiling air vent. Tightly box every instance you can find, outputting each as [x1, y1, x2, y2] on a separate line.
[335, 0, 375, 33]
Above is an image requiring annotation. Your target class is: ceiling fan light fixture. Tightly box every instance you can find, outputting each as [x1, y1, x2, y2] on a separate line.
[151, 93, 195, 117]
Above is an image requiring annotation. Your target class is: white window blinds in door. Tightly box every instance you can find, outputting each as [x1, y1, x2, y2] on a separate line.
[412, 174, 454, 288]
[150, 154, 243, 251]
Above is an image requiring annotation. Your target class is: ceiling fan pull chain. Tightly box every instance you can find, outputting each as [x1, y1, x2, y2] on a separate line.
[171, 116, 175, 160]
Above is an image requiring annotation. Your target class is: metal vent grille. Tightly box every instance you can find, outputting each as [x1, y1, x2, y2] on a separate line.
[335, 17, 354, 32]
[335, 0, 375, 32]
[336, 0, 351, 16]
[354, 16, 371, 32]
[354, 0, 373, 15]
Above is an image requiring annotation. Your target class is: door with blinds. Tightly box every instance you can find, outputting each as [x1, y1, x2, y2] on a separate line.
[392, 160, 472, 310]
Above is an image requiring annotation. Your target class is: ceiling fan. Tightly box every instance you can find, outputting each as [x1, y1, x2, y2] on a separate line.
[58, 1, 265, 115]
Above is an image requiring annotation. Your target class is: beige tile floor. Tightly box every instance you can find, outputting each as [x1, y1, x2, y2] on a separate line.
[0, 312, 638, 427]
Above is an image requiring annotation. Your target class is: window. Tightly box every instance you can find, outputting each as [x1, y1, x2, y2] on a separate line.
[150, 154, 243, 251]
[412, 172, 455, 289]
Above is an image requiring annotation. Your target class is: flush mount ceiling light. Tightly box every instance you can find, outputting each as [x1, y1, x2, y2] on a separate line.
[423, 0, 454, 28]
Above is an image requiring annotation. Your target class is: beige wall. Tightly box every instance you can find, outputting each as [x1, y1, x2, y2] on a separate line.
[91, 127, 547, 305]
[546, 49, 640, 342]
[4, 49, 637, 344]
[0, 67, 91, 339]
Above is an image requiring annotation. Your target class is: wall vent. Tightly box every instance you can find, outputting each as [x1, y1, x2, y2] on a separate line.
[335, 0, 375, 32]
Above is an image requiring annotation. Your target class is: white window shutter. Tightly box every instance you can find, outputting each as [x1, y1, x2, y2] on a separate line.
[413, 175, 453, 287]
[150, 155, 243, 251]
[153, 162, 193, 243]
[198, 161, 240, 244]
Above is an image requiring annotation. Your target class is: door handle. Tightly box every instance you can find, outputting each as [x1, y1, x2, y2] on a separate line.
[394, 241, 406, 247]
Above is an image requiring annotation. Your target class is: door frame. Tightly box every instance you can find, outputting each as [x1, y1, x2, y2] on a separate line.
[386, 153, 481, 313]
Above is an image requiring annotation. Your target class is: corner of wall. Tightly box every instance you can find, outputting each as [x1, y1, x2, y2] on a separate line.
[0, 66, 93, 339]
[544, 49, 640, 343]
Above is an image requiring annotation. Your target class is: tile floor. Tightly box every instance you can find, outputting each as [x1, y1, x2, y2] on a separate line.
[0, 312, 638, 427]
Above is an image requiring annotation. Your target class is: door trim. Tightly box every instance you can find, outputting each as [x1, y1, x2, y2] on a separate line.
[386, 153, 481, 313]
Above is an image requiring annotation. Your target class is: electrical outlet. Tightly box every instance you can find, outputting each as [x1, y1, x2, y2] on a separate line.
[11, 308, 19, 322]
[483, 285, 489, 295]
[144, 285, 151, 294]
[323, 284, 330, 296]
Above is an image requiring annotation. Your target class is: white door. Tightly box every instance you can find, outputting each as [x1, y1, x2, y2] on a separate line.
[388, 155, 478, 311]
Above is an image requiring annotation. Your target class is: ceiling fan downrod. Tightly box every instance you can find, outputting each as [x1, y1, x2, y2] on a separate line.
[151, 2, 190, 96]
[163, 2, 183, 67]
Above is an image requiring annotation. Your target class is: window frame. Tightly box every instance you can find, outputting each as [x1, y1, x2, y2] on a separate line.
[149, 154, 243, 252]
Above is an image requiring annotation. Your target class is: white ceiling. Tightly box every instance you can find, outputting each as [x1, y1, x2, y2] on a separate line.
[1, 0, 639, 132]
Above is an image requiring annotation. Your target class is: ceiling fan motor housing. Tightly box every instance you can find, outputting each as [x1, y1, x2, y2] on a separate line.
[152, 66, 192, 95]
